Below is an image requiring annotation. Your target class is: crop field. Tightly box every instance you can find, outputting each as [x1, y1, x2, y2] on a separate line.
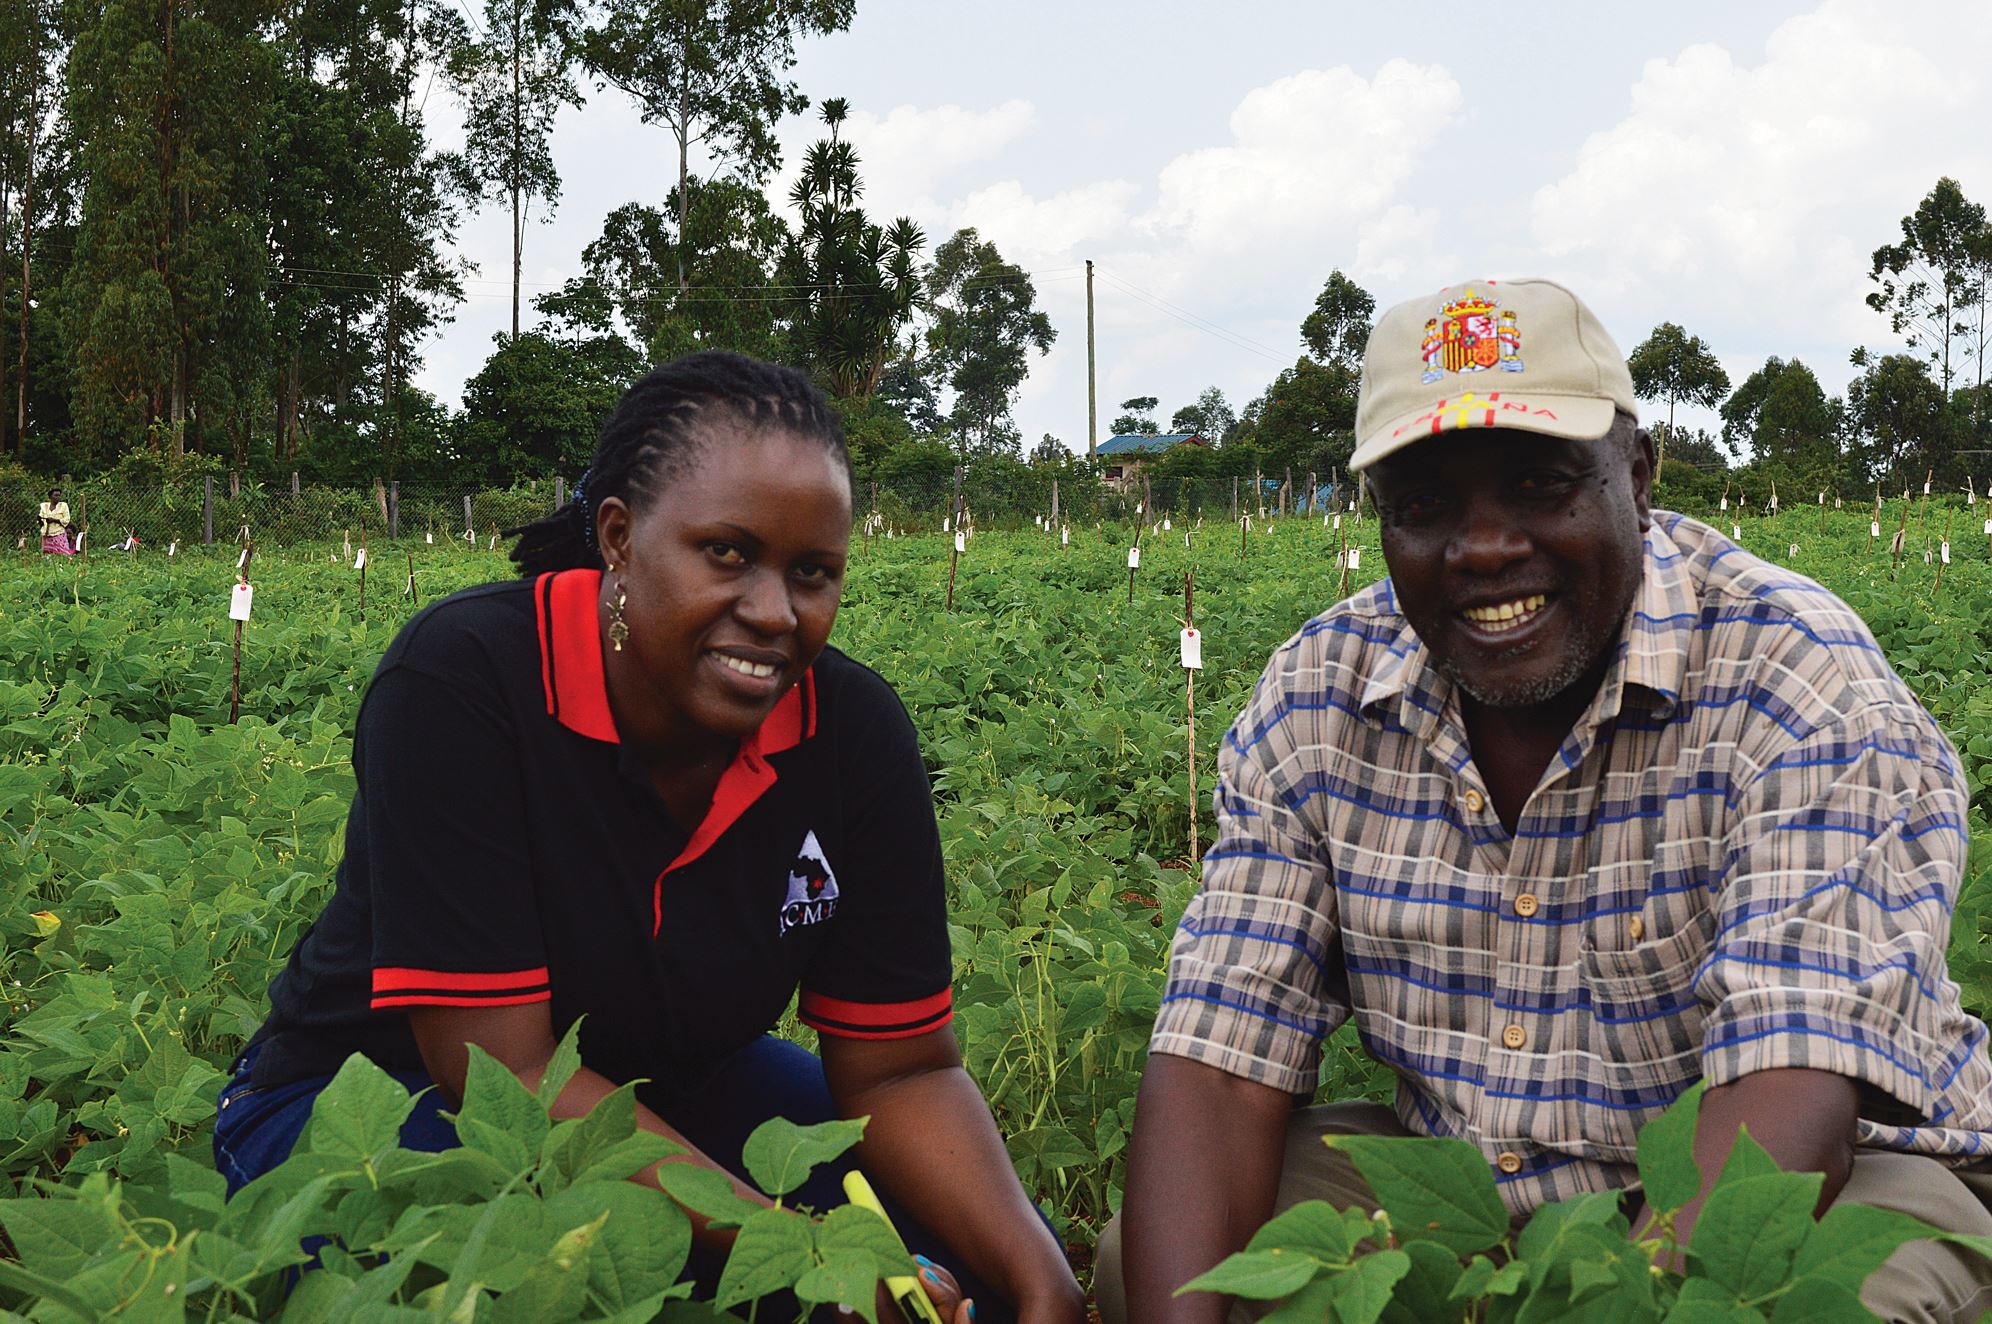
[5, 502, 1992, 1316]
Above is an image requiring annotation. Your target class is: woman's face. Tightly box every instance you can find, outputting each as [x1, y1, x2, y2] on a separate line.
[596, 426, 852, 752]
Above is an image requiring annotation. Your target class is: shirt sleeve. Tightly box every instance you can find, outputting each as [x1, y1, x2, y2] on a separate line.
[1149, 658, 1346, 1096]
[1697, 699, 1974, 1122]
[797, 670, 953, 1041]
[356, 663, 551, 1010]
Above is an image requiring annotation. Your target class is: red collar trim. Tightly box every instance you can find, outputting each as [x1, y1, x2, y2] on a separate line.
[533, 568, 818, 753]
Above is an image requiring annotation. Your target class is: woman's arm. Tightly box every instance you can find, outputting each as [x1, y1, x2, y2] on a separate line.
[823, 1028, 1087, 1324]
[407, 1002, 773, 1252]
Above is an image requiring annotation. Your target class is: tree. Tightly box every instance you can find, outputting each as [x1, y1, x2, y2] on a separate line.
[1028, 432, 1066, 464]
[1626, 322, 1730, 479]
[1236, 357, 1360, 476]
[1299, 269, 1373, 371]
[781, 103, 922, 399]
[1868, 177, 1986, 394]
[447, 0, 581, 338]
[923, 226, 1054, 456]
[1169, 386, 1235, 441]
[578, 0, 852, 296]
[0, 0, 59, 453]
[1111, 396, 1158, 435]
[1844, 350, 1950, 485]
[1720, 356, 1841, 487]
[455, 328, 640, 481]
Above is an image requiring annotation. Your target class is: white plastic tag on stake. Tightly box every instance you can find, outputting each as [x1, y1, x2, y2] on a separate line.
[1924, 549, 1934, 564]
[1061, 527, 1070, 546]
[237, 548, 249, 570]
[168, 540, 177, 557]
[229, 583, 254, 621]
[489, 533, 497, 550]
[1346, 547, 1361, 569]
[1925, 480, 1933, 495]
[1788, 543, 1799, 558]
[425, 531, 434, 545]
[1127, 546, 1141, 569]
[1135, 502, 1144, 515]
[1983, 517, 1991, 536]
[942, 517, 950, 532]
[355, 548, 367, 570]
[1720, 497, 1729, 510]
[953, 531, 966, 554]
[1184, 532, 1191, 548]
[1732, 524, 1742, 539]
[1942, 541, 1952, 564]
[1818, 492, 1825, 505]
[1163, 518, 1172, 531]
[1873, 520, 1883, 538]
[1333, 514, 1342, 530]
[1769, 494, 1778, 511]
[1180, 628, 1203, 670]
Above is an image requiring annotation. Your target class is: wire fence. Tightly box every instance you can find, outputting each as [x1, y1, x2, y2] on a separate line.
[5, 470, 1363, 553]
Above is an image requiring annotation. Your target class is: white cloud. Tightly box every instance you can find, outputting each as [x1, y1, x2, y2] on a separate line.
[1151, 60, 1463, 254]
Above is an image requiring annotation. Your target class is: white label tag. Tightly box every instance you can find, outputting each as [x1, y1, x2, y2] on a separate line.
[1788, 542, 1799, 557]
[425, 531, 433, 544]
[1346, 547, 1361, 569]
[236, 548, 249, 570]
[489, 533, 497, 550]
[1732, 524, 1742, 539]
[1818, 492, 1825, 504]
[1924, 548, 1934, 564]
[1184, 532, 1191, 548]
[1942, 541, 1953, 564]
[942, 517, 950, 532]
[1769, 495, 1779, 511]
[1347, 500, 1357, 512]
[1873, 520, 1883, 538]
[1925, 480, 1933, 495]
[1333, 514, 1342, 530]
[355, 548, 367, 570]
[1720, 497, 1729, 510]
[1163, 518, 1172, 531]
[1135, 502, 1144, 515]
[1180, 628, 1203, 670]
[953, 531, 966, 554]
[1062, 527, 1069, 546]
[229, 583, 253, 621]
[168, 541, 178, 557]
[1127, 546, 1141, 569]
[1983, 518, 1991, 536]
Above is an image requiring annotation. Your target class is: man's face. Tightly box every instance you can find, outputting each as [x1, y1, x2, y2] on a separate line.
[1367, 426, 1652, 712]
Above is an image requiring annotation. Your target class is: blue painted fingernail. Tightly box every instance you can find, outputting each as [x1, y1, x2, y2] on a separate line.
[922, 1270, 939, 1283]
[969, 1305, 977, 1321]
[914, 1254, 932, 1266]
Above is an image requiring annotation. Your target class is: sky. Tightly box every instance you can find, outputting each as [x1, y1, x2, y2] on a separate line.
[413, 0, 1992, 455]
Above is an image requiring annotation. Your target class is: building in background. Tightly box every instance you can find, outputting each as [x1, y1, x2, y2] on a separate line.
[1097, 433, 1203, 489]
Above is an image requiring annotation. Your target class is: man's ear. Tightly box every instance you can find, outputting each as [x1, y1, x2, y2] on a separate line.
[1630, 428, 1655, 531]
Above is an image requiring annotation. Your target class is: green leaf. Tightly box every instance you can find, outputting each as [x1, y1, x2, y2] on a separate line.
[655, 1163, 763, 1228]
[535, 1019, 586, 1112]
[1327, 1249, 1414, 1324]
[298, 1054, 415, 1164]
[1323, 1135, 1508, 1255]
[0, 1192, 121, 1281]
[1176, 1248, 1325, 1300]
[1259, 1277, 1343, 1324]
[1767, 1278, 1875, 1324]
[1691, 1171, 1823, 1298]
[1660, 1299, 1763, 1324]
[1790, 1203, 1938, 1291]
[740, 1115, 869, 1198]
[453, 1044, 547, 1177]
[1449, 1255, 1496, 1302]
[795, 1247, 884, 1323]
[1245, 1199, 1352, 1260]
[1377, 1239, 1463, 1324]
[818, 1203, 916, 1275]
[714, 1206, 816, 1310]
[1638, 1083, 1706, 1214]
[544, 1182, 692, 1308]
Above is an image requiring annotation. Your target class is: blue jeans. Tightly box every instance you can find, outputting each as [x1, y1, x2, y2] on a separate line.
[214, 1036, 1022, 1320]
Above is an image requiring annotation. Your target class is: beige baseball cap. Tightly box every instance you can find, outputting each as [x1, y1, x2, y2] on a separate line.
[1350, 277, 1636, 471]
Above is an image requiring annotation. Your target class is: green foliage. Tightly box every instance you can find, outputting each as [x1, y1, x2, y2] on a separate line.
[925, 227, 1056, 456]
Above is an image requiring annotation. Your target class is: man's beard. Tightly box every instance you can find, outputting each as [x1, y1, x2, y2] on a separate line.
[1438, 598, 1628, 710]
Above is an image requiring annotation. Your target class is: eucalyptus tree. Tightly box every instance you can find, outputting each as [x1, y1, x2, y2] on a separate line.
[0, 0, 60, 452]
[925, 226, 1055, 456]
[1869, 177, 1987, 395]
[578, 0, 853, 296]
[1627, 322, 1730, 479]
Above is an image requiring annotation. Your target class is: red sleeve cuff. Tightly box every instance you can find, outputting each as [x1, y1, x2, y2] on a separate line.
[798, 987, 953, 1040]
[370, 965, 551, 1009]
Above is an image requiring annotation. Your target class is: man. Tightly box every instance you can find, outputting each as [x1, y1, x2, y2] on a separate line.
[1101, 278, 1992, 1323]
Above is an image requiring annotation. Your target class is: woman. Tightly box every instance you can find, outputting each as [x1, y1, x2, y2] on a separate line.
[215, 352, 1086, 1323]
[37, 489, 75, 555]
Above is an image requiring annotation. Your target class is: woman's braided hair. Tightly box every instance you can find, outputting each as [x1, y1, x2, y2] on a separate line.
[507, 349, 849, 577]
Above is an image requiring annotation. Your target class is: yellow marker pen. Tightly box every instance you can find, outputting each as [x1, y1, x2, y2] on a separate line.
[841, 1170, 947, 1324]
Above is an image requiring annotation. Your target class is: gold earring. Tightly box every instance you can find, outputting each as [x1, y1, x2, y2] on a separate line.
[608, 579, 629, 652]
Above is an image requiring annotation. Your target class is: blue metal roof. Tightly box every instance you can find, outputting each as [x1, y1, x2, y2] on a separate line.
[1098, 433, 1200, 456]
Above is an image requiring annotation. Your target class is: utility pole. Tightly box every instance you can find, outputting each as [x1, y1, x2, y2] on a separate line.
[1086, 259, 1098, 460]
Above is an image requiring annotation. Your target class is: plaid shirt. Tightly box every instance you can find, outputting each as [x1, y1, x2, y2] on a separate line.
[1153, 512, 1992, 1214]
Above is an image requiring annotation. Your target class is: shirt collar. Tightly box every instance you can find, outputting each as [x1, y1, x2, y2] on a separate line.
[532, 568, 816, 752]
[1356, 515, 1694, 731]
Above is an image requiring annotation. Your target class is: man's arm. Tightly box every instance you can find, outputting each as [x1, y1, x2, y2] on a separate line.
[1633, 1068, 1859, 1252]
[1122, 1054, 1295, 1324]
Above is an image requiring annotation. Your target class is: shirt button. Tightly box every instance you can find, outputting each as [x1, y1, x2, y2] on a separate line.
[1513, 893, 1540, 918]
[1464, 788, 1486, 813]
[1501, 1024, 1527, 1050]
[1630, 916, 1646, 941]
[1496, 1151, 1523, 1175]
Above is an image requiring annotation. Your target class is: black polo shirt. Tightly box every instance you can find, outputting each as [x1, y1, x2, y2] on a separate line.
[247, 569, 954, 1108]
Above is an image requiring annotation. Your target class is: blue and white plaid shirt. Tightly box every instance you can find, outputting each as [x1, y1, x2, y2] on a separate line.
[1153, 512, 1992, 1214]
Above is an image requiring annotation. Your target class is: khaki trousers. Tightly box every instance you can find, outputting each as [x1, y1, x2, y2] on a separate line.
[1093, 1102, 1992, 1324]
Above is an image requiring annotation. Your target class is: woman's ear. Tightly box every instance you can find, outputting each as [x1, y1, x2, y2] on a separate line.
[595, 496, 633, 570]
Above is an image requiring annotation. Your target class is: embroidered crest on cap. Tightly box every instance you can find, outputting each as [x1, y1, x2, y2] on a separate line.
[779, 829, 840, 935]
[1421, 288, 1525, 384]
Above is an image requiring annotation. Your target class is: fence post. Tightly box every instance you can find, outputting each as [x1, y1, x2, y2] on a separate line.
[388, 481, 400, 539]
[464, 494, 474, 540]
[291, 470, 300, 495]
[203, 475, 214, 545]
[1051, 478, 1059, 529]
[554, 476, 566, 509]
[1231, 475, 1238, 523]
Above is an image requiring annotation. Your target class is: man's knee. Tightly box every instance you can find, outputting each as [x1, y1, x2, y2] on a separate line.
[1835, 1152, 1992, 1324]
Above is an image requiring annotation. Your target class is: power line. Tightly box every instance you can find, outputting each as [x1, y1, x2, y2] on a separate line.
[1094, 270, 1290, 364]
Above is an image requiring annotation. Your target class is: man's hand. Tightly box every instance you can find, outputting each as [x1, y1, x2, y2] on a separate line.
[1122, 1055, 1294, 1324]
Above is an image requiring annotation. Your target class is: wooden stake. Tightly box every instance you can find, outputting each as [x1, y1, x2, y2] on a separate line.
[1185, 566, 1200, 870]
[230, 543, 255, 724]
[945, 465, 964, 612]
[406, 549, 419, 606]
[1891, 500, 1909, 571]
[1936, 506, 1955, 592]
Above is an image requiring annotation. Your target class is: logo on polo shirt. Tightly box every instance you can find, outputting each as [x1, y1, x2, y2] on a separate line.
[778, 830, 840, 935]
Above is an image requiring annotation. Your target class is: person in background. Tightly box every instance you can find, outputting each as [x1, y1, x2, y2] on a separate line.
[1105, 277, 1992, 1324]
[38, 489, 75, 555]
[215, 350, 1087, 1324]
